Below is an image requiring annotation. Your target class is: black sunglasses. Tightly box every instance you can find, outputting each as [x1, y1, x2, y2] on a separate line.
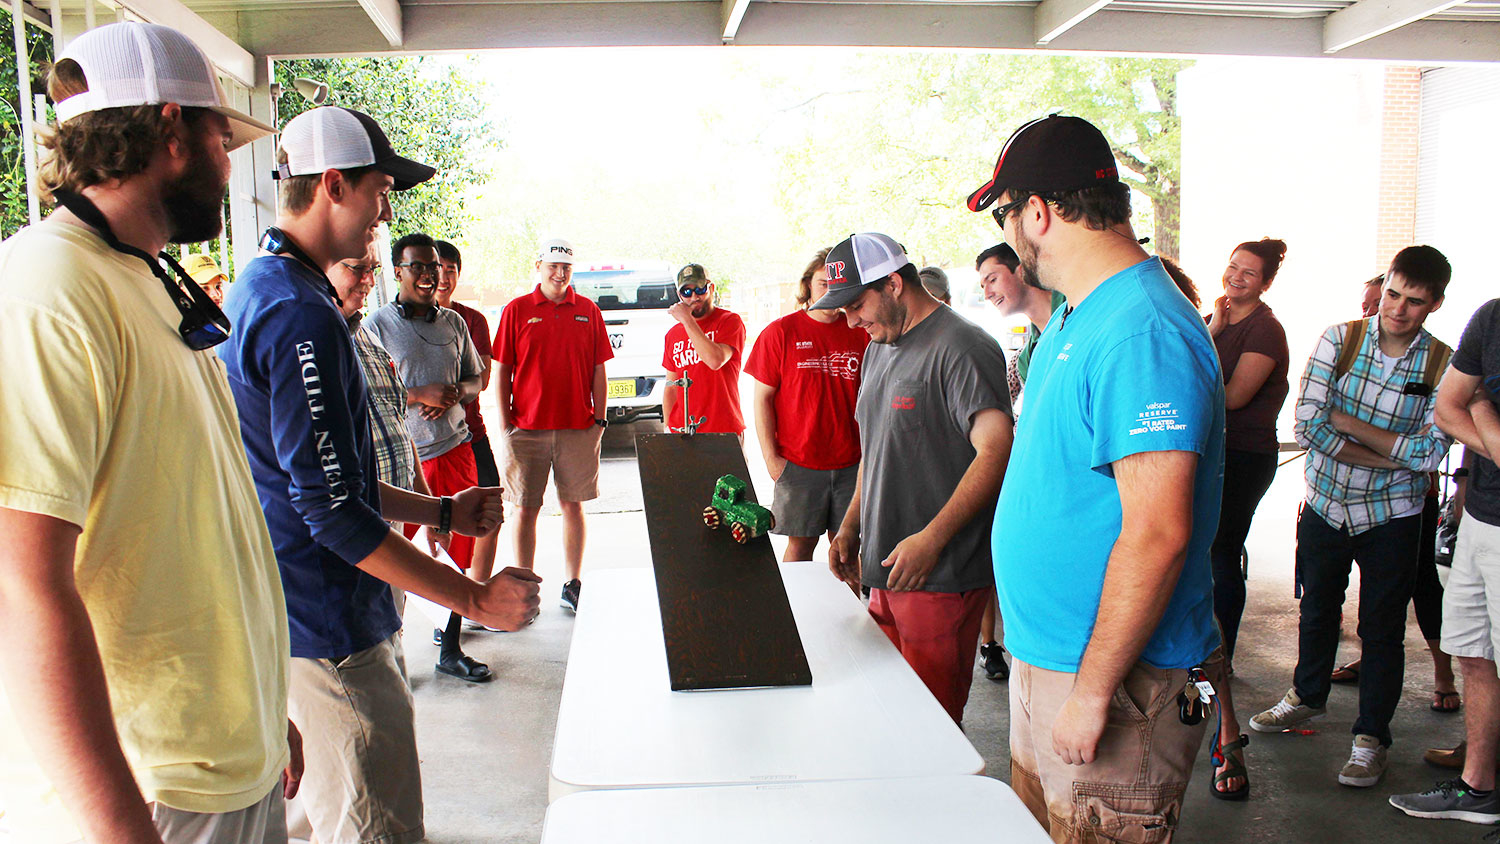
[679, 285, 709, 298]
[396, 261, 442, 276]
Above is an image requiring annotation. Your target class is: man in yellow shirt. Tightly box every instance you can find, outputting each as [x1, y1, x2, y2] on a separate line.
[0, 23, 298, 844]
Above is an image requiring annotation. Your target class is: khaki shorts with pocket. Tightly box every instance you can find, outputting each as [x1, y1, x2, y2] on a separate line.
[1009, 650, 1223, 843]
[502, 426, 603, 507]
[288, 634, 423, 844]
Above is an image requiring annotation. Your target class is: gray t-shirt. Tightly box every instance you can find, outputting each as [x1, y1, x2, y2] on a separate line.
[1453, 298, 1500, 527]
[855, 305, 1011, 592]
[365, 303, 482, 461]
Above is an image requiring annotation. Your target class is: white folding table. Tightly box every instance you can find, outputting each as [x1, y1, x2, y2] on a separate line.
[541, 775, 1051, 843]
[549, 563, 985, 800]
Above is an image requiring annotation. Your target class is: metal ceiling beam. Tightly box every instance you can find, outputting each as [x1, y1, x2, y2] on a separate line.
[115, 0, 257, 85]
[1034, 0, 1112, 45]
[358, 0, 403, 47]
[1323, 0, 1466, 53]
[722, 0, 751, 43]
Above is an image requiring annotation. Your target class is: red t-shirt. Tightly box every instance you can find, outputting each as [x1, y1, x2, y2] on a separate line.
[450, 300, 492, 438]
[745, 310, 869, 470]
[661, 308, 746, 434]
[495, 285, 614, 430]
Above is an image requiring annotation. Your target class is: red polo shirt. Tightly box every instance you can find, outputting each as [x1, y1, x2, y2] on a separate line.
[661, 307, 746, 434]
[449, 300, 492, 438]
[745, 309, 869, 470]
[495, 285, 613, 431]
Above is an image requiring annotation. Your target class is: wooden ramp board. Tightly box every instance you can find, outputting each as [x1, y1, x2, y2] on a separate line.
[635, 432, 813, 691]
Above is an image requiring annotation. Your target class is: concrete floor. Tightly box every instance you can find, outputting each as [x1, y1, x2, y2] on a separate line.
[397, 422, 1480, 843]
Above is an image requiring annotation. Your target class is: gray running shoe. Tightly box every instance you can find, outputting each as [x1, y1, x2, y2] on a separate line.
[1389, 779, 1500, 825]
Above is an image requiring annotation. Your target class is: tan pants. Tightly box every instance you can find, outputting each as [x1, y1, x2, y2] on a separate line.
[501, 426, 603, 506]
[288, 635, 424, 844]
[1009, 653, 1223, 843]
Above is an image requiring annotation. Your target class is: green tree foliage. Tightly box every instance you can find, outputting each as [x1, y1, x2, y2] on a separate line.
[275, 56, 498, 242]
[1, 7, 54, 239]
[772, 52, 1189, 262]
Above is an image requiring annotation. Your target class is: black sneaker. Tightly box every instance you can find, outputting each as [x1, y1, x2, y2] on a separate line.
[1389, 779, 1500, 824]
[561, 579, 581, 613]
[979, 641, 1010, 681]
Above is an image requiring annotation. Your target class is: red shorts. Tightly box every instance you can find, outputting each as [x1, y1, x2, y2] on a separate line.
[867, 585, 993, 724]
[402, 443, 478, 570]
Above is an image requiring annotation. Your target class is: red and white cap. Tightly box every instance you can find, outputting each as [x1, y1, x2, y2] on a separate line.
[52, 22, 274, 151]
[275, 106, 436, 191]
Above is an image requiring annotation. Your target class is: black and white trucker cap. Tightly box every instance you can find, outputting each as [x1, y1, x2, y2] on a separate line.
[809, 233, 910, 311]
[275, 107, 436, 191]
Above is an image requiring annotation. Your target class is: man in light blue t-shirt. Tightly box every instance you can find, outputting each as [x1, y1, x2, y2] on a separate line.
[967, 114, 1225, 843]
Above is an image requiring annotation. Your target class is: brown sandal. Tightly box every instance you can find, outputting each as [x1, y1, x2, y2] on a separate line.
[1431, 690, 1462, 713]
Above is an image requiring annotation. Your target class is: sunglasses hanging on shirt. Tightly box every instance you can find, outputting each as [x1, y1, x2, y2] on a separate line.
[52, 189, 232, 351]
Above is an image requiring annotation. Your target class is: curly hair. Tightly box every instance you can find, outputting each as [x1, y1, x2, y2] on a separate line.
[36, 59, 207, 202]
[795, 247, 831, 307]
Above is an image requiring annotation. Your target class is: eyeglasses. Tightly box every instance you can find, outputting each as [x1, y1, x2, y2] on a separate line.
[991, 195, 1034, 229]
[396, 261, 441, 276]
[341, 262, 382, 279]
[679, 285, 709, 298]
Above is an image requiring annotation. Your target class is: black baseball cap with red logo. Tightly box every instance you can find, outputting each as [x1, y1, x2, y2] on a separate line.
[966, 114, 1119, 213]
[810, 233, 910, 311]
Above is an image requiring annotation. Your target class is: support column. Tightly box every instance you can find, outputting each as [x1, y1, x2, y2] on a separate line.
[11, 0, 41, 224]
[1374, 65, 1422, 272]
[228, 58, 277, 275]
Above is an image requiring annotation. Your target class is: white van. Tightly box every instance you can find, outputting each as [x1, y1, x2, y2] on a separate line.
[572, 262, 676, 424]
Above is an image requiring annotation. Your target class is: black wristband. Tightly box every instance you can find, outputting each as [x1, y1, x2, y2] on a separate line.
[438, 495, 453, 533]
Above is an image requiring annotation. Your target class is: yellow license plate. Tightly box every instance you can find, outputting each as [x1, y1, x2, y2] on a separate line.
[608, 379, 636, 399]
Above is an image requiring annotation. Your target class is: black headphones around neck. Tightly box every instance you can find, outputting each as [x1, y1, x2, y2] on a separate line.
[392, 292, 439, 323]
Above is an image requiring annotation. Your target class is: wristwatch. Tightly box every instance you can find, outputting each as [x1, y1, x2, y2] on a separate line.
[438, 495, 453, 533]
[594, 417, 609, 428]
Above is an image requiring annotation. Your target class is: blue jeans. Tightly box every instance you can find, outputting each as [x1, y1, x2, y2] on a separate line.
[1292, 507, 1421, 746]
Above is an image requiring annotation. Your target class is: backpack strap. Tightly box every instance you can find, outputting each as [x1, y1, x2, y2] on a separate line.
[1333, 318, 1368, 382]
[1423, 337, 1453, 389]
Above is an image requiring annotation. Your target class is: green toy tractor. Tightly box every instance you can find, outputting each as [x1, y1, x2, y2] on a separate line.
[702, 474, 775, 544]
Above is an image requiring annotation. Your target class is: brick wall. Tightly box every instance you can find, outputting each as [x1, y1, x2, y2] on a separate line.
[1374, 66, 1422, 274]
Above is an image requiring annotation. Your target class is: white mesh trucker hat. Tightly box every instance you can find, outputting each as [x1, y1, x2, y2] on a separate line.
[51, 22, 274, 151]
[275, 106, 436, 191]
[809, 233, 911, 310]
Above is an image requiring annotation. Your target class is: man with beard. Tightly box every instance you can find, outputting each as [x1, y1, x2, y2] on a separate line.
[0, 22, 297, 843]
[968, 115, 1225, 842]
[367, 232, 489, 679]
[494, 239, 612, 612]
[663, 264, 746, 436]
[818, 233, 1012, 726]
[220, 108, 540, 844]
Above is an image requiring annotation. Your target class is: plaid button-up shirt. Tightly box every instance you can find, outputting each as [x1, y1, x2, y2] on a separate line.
[1294, 318, 1452, 534]
[349, 314, 418, 493]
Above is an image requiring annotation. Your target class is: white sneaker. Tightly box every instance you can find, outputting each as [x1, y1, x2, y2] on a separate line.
[1338, 734, 1388, 787]
[1249, 688, 1325, 733]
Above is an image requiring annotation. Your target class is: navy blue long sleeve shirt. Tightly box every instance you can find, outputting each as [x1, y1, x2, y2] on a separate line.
[220, 255, 399, 659]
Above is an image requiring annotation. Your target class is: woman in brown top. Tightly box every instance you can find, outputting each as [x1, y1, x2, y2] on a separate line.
[1205, 238, 1291, 800]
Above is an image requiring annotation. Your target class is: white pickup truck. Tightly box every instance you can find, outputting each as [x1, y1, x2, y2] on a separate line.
[572, 262, 676, 425]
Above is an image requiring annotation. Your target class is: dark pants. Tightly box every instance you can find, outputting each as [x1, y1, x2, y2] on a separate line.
[471, 433, 500, 487]
[1292, 507, 1421, 747]
[1209, 449, 1279, 660]
[1413, 494, 1443, 641]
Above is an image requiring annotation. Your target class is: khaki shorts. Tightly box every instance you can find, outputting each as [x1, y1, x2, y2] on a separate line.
[502, 426, 603, 507]
[288, 635, 424, 844]
[1009, 650, 1223, 843]
[1441, 515, 1500, 661]
[134, 785, 287, 844]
